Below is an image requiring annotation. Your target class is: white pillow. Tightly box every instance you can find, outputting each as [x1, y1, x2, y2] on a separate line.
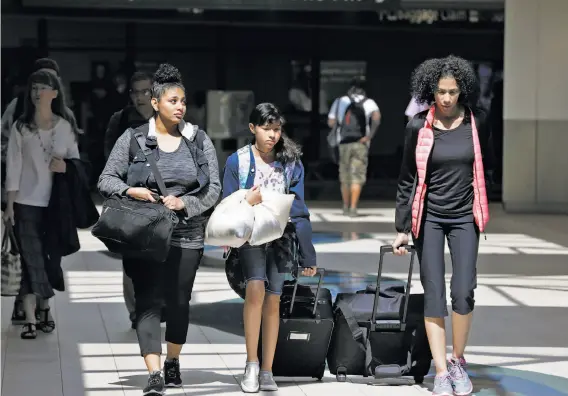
[249, 189, 295, 246]
[205, 190, 254, 248]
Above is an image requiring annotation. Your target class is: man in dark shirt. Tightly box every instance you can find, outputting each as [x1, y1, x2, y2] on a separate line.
[103, 71, 154, 328]
[104, 71, 153, 159]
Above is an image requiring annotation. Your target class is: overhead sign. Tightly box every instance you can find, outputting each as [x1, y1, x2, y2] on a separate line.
[402, 0, 503, 9]
[22, 0, 401, 11]
[21, 0, 504, 12]
[377, 8, 504, 24]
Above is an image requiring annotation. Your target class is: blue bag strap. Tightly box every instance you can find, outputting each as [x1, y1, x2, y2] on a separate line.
[238, 144, 295, 193]
[237, 145, 251, 189]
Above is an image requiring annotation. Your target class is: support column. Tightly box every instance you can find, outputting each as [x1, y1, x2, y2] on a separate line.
[502, 0, 568, 213]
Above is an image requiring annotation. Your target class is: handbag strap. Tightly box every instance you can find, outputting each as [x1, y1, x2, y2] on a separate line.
[335, 299, 383, 375]
[2, 225, 9, 252]
[132, 130, 168, 197]
[2, 221, 19, 254]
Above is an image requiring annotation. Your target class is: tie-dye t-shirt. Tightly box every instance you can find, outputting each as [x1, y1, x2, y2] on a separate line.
[253, 160, 286, 194]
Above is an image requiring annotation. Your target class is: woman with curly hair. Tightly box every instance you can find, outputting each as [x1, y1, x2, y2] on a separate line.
[98, 63, 220, 395]
[392, 55, 493, 396]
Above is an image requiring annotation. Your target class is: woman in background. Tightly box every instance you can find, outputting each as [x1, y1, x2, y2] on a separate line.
[4, 70, 80, 339]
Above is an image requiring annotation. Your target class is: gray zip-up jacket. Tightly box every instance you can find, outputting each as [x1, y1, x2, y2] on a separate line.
[98, 118, 220, 249]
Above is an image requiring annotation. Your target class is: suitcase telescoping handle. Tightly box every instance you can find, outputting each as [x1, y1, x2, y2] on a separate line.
[370, 245, 416, 332]
[289, 268, 325, 318]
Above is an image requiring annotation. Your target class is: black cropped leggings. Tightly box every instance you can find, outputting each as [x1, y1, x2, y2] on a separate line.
[413, 220, 480, 318]
[123, 246, 202, 356]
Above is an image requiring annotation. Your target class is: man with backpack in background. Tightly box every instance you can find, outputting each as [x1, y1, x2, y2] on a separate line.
[103, 70, 156, 329]
[327, 78, 381, 217]
[103, 71, 154, 160]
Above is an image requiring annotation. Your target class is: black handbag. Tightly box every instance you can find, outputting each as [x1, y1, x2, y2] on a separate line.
[91, 130, 178, 263]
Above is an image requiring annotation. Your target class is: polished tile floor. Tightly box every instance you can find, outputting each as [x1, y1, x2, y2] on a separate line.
[2, 203, 567, 395]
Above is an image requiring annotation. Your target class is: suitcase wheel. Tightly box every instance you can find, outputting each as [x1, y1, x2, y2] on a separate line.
[414, 375, 424, 384]
[336, 367, 347, 382]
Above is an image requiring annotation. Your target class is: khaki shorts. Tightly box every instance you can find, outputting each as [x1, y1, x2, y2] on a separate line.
[338, 142, 369, 186]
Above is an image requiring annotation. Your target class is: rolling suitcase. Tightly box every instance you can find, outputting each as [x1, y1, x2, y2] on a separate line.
[327, 245, 432, 384]
[259, 268, 334, 380]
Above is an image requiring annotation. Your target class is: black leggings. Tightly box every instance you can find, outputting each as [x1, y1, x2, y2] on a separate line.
[123, 246, 202, 356]
[414, 220, 479, 318]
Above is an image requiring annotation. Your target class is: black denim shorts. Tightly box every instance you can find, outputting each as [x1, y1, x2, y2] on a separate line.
[238, 243, 287, 295]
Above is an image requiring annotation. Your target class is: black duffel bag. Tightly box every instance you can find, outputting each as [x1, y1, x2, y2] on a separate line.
[327, 245, 432, 384]
[91, 131, 178, 263]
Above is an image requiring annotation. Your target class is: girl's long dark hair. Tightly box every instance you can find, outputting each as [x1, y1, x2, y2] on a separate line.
[249, 102, 302, 164]
[15, 70, 78, 139]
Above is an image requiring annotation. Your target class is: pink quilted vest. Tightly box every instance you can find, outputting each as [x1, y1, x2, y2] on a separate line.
[411, 106, 489, 238]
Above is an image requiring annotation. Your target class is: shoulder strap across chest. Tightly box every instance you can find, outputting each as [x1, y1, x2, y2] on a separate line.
[236, 145, 295, 192]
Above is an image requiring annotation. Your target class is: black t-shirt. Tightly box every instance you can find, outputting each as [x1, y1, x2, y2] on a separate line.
[394, 108, 493, 233]
[425, 122, 474, 219]
[152, 142, 199, 248]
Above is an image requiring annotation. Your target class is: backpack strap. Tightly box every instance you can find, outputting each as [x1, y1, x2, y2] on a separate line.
[129, 124, 207, 159]
[132, 130, 168, 197]
[236, 144, 295, 193]
[344, 95, 354, 118]
[194, 128, 206, 151]
[347, 95, 368, 106]
[236, 145, 252, 189]
[128, 127, 146, 160]
[344, 95, 367, 120]
[334, 97, 342, 126]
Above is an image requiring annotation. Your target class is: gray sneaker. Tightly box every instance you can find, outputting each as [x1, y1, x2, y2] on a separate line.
[432, 372, 453, 396]
[142, 371, 165, 395]
[449, 357, 473, 396]
[259, 370, 278, 391]
[240, 361, 260, 393]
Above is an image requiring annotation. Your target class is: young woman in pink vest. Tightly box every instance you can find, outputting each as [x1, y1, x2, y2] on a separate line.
[392, 55, 493, 396]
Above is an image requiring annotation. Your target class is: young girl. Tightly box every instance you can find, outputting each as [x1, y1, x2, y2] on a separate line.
[3, 70, 80, 339]
[98, 63, 221, 395]
[392, 55, 492, 396]
[222, 103, 317, 393]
